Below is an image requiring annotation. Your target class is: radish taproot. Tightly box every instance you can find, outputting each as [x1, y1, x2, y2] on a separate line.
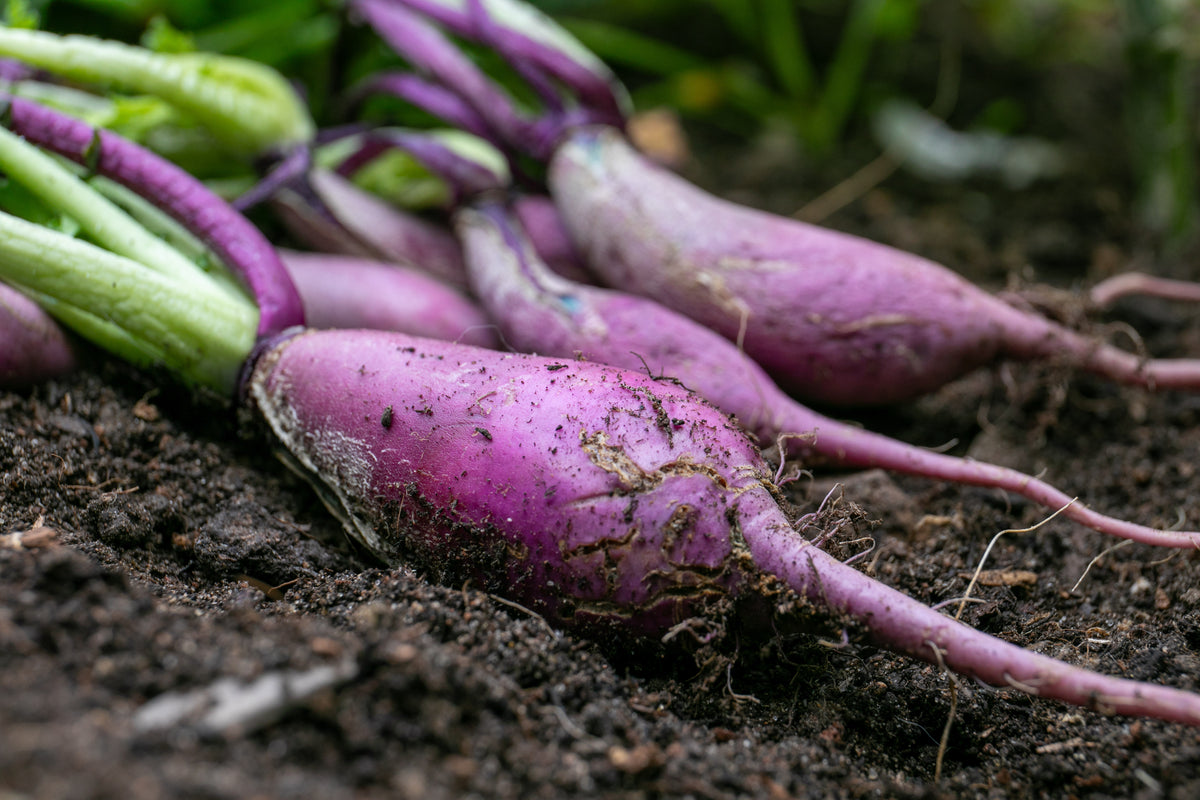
[456, 201, 1200, 548]
[366, 0, 1200, 406]
[4, 96, 1200, 728]
[0, 282, 76, 387]
[280, 249, 498, 348]
[245, 327, 1200, 723]
[1090, 271, 1200, 308]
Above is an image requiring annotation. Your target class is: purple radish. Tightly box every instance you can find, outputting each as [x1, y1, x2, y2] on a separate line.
[4, 99, 1198, 728]
[456, 202, 1200, 548]
[245, 327, 1200, 724]
[365, 0, 1200, 406]
[0, 282, 76, 387]
[548, 126, 1200, 405]
[280, 249, 497, 348]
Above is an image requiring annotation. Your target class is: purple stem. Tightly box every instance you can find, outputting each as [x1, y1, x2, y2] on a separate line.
[347, 129, 506, 202]
[347, 71, 495, 140]
[2, 96, 303, 336]
[350, 0, 530, 151]
[463, 0, 565, 113]
[0, 58, 33, 82]
[394, 0, 628, 128]
[232, 143, 313, 213]
[0, 282, 76, 387]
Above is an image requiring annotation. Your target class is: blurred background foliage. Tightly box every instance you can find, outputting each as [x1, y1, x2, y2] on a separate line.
[14, 0, 1200, 254]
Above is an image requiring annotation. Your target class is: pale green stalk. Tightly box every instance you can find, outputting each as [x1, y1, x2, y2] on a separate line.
[9, 284, 169, 366]
[0, 125, 229, 291]
[0, 26, 314, 154]
[0, 212, 256, 392]
[85, 174, 247, 302]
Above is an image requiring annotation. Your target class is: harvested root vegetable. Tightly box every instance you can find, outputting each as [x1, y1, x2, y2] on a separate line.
[456, 202, 1200, 549]
[365, 0, 1200, 406]
[4, 94, 1199, 729]
[549, 127, 1200, 405]
[280, 249, 498, 348]
[0, 282, 76, 387]
[245, 327, 1200, 724]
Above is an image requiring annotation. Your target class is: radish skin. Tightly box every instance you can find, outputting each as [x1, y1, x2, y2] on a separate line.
[245, 328, 1200, 724]
[1090, 271, 1200, 308]
[549, 127, 1200, 405]
[456, 203, 1200, 548]
[0, 282, 76, 387]
[280, 249, 497, 348]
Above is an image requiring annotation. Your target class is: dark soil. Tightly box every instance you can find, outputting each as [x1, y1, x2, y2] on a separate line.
[4, 145, 1200, 799]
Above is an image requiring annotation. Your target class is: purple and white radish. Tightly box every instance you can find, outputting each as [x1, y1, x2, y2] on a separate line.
[6, 96, 1200, 728]
[280, 249, 497, 348]
[548, 127, 1200, 404]
[367, 0, 1200, 406]
[0, 282, 76, 387]
[245, 327, 1200, 724]
[456, 202, 1200, 548]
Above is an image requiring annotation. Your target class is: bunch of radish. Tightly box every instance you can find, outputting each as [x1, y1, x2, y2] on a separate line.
[1, 12, 1200, 731]
[350, 0, 1200, 406]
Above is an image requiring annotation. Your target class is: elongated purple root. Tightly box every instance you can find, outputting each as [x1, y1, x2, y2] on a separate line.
[457, 204, 1200, 548]
[351, 0, 530, 151]
[549, 126, 1200, 405]
[275, 168, 470, 290]
[1, 96, 303, 336]
[280, 250, 497, 348]
[0, 282, 76, 387]
[1091, 271, 1200, 308]
[511, 194, 591, 283]
[245, 328, 1200, 725]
